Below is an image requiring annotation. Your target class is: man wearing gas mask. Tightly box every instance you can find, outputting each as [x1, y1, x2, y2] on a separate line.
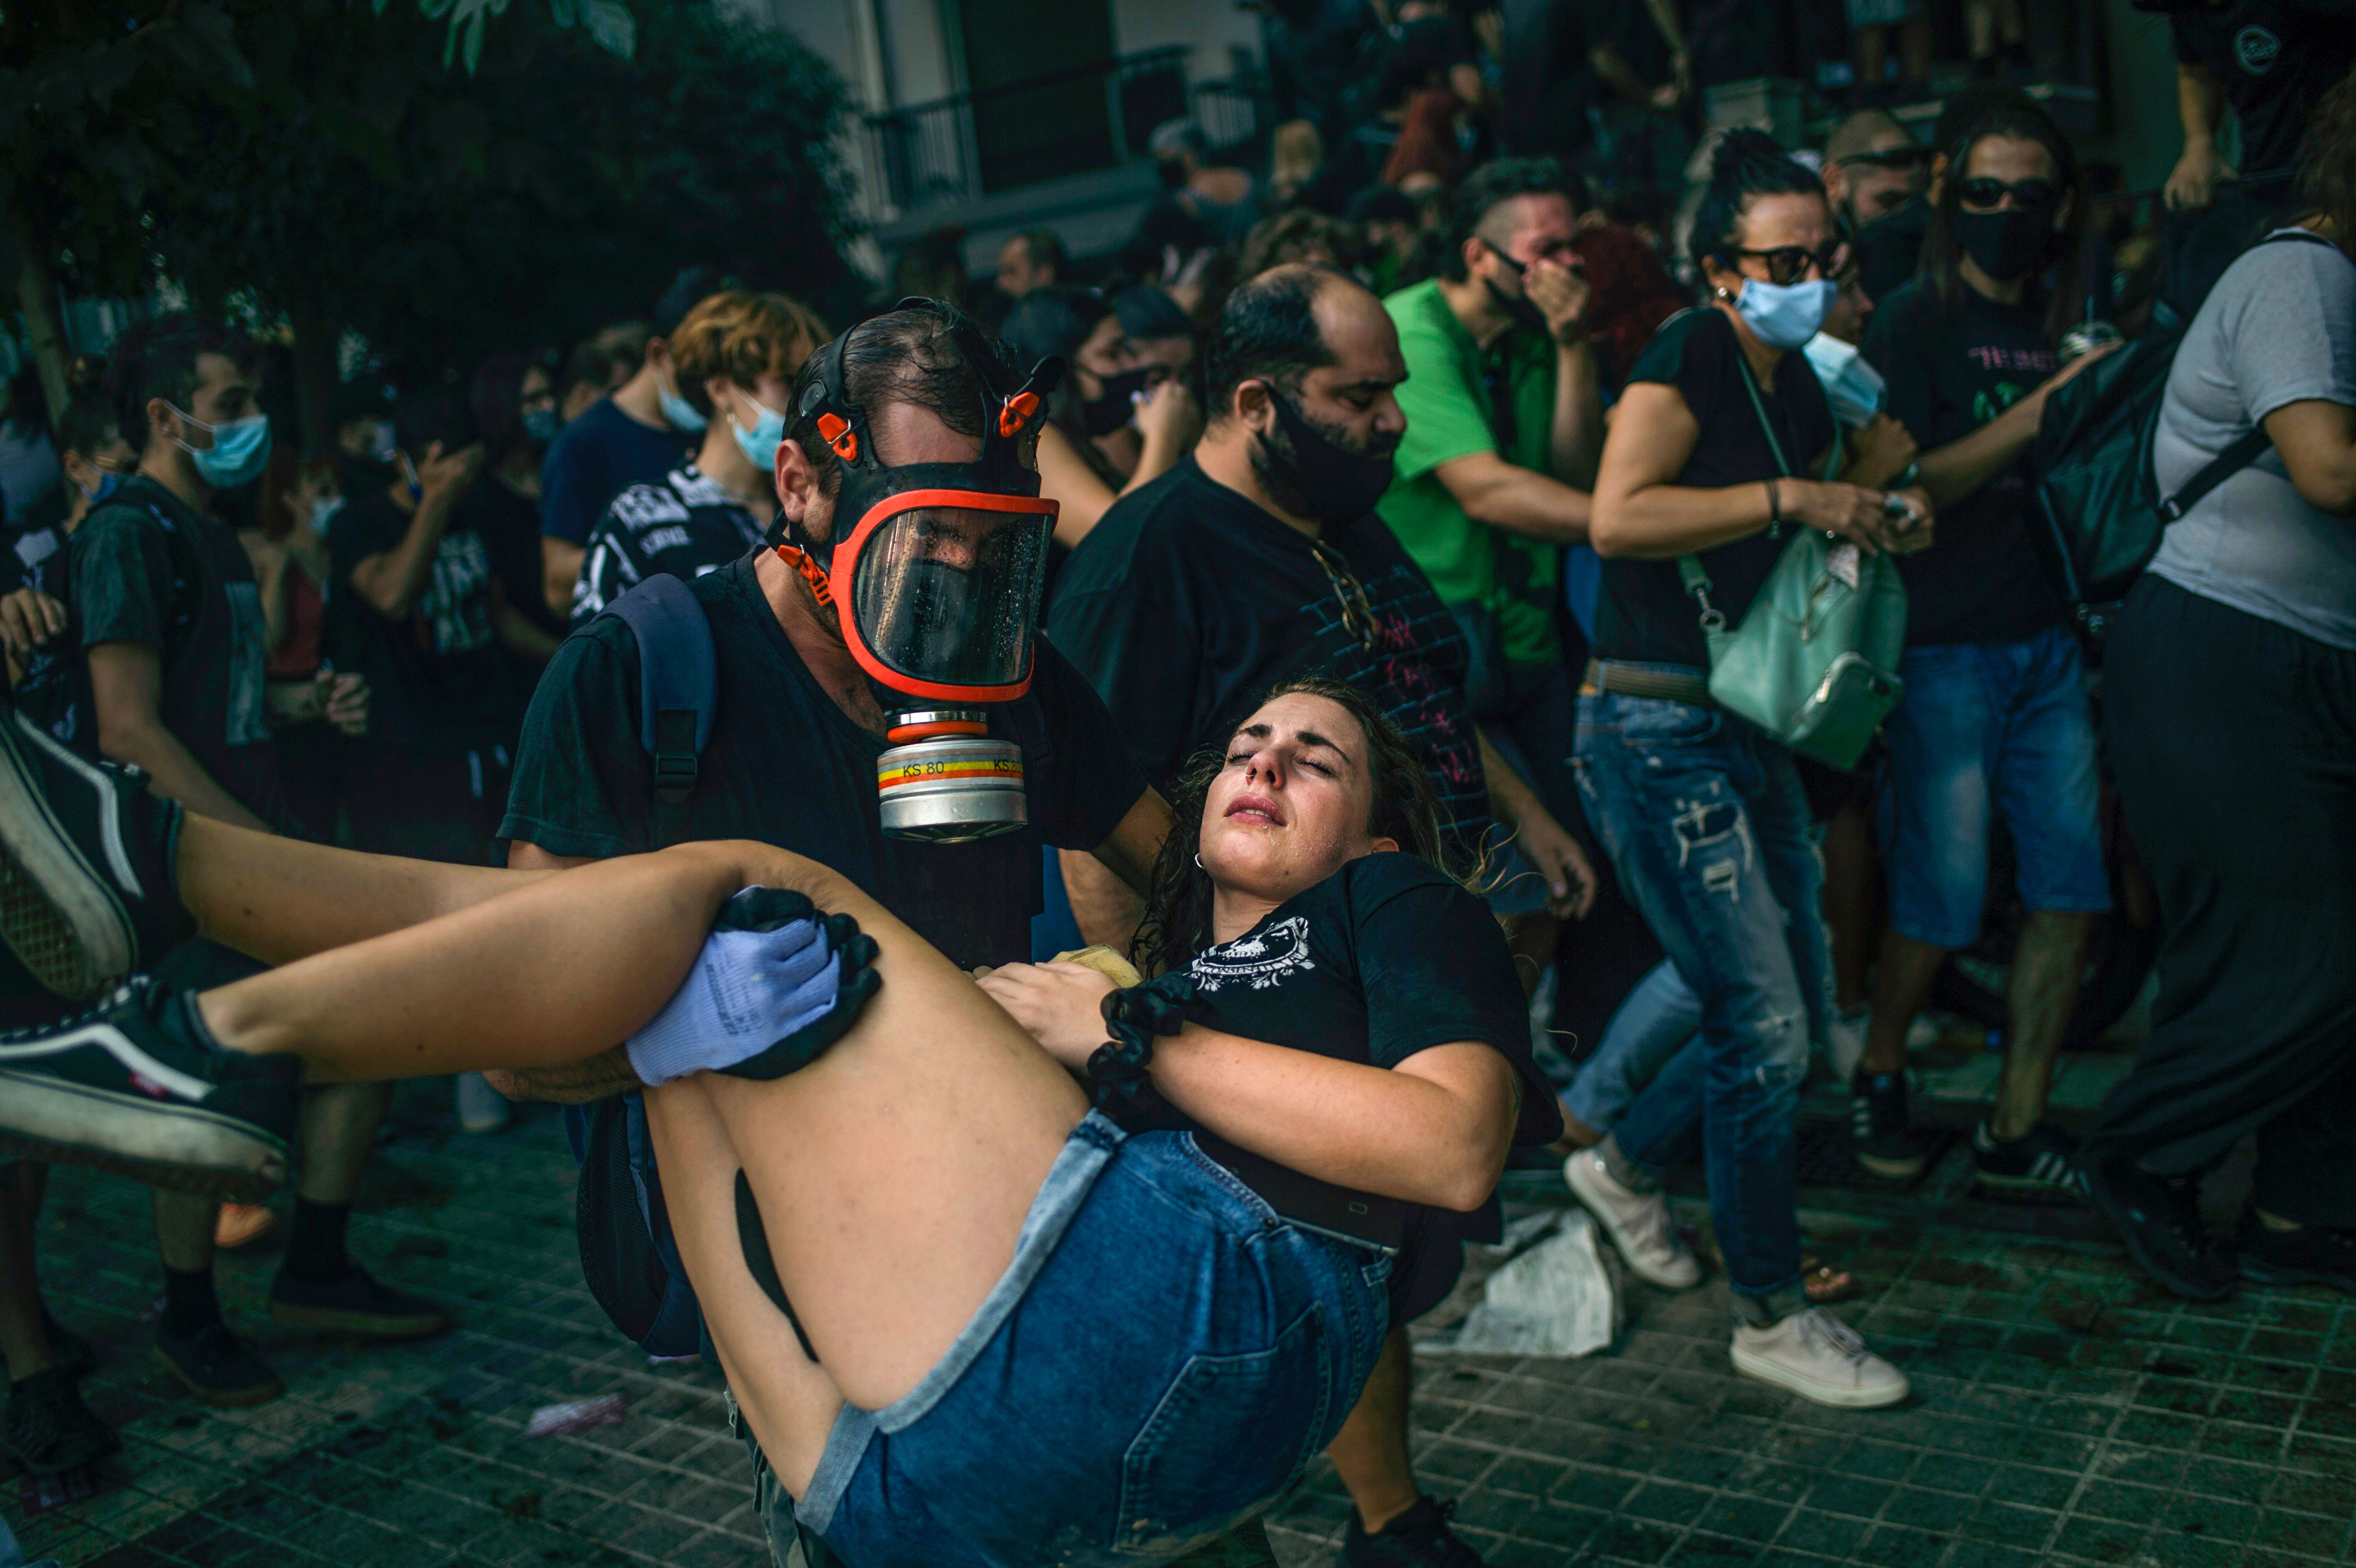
[497, 302, 1232, 1561]
[502, 298, 1167, 1019]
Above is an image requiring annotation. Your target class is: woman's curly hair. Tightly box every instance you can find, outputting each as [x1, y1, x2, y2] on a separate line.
[1129, 676, 1454, 977]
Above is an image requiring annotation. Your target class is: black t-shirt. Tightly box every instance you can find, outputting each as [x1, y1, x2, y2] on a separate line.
[1862, 277, 2071, 647]
[69, 477, 285, 828]
[328, 491, 517, 753]
[1178, 852, 1562, 1319]
[1046, 457, 1490, 857]
[572, 465, 767, 629]
[501, 557, 1146, 971]
[1594, 309, 1839, 668]
[2171, 0, 2356, 176]
[463, 473, 566, 643]
[10, 521, 86, 750]
[537, 398, 694, 547]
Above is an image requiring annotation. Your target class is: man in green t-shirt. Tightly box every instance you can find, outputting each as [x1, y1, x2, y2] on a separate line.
[1377, 157, 1604, 959]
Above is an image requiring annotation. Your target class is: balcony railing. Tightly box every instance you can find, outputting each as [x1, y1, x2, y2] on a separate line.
[859, 47, 1269, 218]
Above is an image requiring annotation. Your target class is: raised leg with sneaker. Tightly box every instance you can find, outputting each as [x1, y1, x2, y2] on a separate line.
[1564, 1136, 1701, 1289]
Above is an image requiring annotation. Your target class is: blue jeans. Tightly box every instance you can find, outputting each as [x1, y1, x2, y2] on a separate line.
[1877, 629, 2111, 949]
[746, 1112, 1390, 1566]
[1574, 682, 1830, 1302]
[1560, 957, 1701, 1134]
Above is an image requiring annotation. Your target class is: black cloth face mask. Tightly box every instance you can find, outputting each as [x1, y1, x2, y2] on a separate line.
[1254, 383, 1397, 524]
[1083, 368, 1156, 437]
[1954, 207, 2058, 283]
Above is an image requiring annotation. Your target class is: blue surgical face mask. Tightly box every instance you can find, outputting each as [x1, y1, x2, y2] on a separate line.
[656, 373, 708, 434]
[1801, 332, 1886, 428]
[521, 406, 560, 444]
[76, 469, 123, 505]
[170, 406, 273, 489]
[727, 390, 787, 471]
[1730, 276, 1838, 351]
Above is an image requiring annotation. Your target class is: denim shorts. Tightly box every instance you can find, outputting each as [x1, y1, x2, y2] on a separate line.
[739, 1111, 1391, 1567]
[1876, 629, 2111, 950]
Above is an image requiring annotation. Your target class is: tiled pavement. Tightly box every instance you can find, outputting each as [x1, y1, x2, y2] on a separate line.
[9, 1084, 2354, 1568]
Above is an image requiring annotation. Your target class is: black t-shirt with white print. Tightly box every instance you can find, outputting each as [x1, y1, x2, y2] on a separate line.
[572, 465, 767, 629]
[328, 491, 516, 754]
[1172, 851, 1562, 1322]
[1046, 457, 1490, 860]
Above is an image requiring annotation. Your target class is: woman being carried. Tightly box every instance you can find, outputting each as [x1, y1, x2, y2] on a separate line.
[0, 677, 1556, 1565]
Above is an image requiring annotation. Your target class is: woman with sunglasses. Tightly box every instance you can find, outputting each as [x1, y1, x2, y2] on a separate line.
[1567, 130, 1928, 1409]
[1849, 98, 2121, 1198]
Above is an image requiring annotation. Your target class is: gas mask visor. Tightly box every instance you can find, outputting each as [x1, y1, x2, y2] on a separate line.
[838, 487, 1057, 704]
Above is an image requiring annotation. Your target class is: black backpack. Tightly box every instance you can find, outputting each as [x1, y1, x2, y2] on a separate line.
[2031, 229, 2344, 635]
[561, 573, 717, 1358]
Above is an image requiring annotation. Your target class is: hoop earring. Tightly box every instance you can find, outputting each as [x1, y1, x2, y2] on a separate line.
[1193, 853, 1204, 869]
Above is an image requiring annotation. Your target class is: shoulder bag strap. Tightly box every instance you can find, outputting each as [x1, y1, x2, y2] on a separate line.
[2157, 229, 2353, 522]
[1680, 352, 1800, 632]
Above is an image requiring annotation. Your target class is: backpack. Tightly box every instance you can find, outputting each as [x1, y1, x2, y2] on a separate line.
[2030, 229, 2342, 635]
[561, 572, 717, 1357]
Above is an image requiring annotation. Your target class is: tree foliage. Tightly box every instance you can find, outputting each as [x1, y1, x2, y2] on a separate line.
[4, 0, 858, 422]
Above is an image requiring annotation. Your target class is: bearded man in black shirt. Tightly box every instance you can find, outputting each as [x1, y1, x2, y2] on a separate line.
[1047, 263, 1592, 1568]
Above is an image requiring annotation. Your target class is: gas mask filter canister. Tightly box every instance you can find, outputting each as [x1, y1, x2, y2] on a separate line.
[776, 302, 1064, 842]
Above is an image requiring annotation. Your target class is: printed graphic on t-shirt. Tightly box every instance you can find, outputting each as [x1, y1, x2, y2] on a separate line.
[418, 532, 495, 655]
[574, 466, 764, 627]
[222, 581, 271, 746]
[1304, 560, 1486, 845]
[1190, 915, 1316, 992]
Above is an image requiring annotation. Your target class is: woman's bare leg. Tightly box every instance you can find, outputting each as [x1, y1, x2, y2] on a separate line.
[194, 838, 1088, 1474]
[176, 814, 547, 967]
[193, 840, 756, 1080]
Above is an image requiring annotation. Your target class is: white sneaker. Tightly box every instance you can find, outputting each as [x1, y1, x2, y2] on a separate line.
[1730, 1307, 1909, 1408]
[1563, 1149, 1702, 1288]
[454, 1071, 509, 1135]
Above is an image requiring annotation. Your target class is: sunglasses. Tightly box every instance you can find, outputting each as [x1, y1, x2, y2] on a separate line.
[1956, 176, 2062, 211]
[1309, 540, 1379, 653]
[1723, 240, 1849, 286]
[1838, 146, 1933, 170]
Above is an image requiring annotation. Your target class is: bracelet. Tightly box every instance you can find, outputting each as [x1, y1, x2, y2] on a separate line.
[1084, 972, 1208, 1129]
[1895, 461, 1920, 490]
[1765, 477, 1782, 526]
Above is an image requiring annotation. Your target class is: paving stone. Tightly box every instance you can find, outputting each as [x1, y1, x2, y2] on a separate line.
[13, 1094, 2355, 1568]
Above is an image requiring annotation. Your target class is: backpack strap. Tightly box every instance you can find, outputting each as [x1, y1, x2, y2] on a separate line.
[2155, 229, 2351, 523]
[596, 574, 716, 815]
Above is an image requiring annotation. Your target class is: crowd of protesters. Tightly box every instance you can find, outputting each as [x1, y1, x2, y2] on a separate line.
[0, 2, 2352, 1563]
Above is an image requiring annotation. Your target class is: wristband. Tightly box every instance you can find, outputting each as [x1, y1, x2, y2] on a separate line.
[1084, 972, 1208, 1130]
[1766, 477, 1782, 526]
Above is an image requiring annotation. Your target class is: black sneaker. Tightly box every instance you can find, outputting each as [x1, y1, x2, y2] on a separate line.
[1972, 1122, 2086, 1196]
[2236, 1211, 2356, 1294]
[0, 709, 191, 999]
[2, 1365, 122, 1474]
[42, 1308, 98, 1380]
[2081, 1158, 2236, 1300]
[153, 1321, 284, 1408]
[1342, 1495, 1487, 1568]
[0, 975, 300, 1202]
[269, 1263, 451, 1340]
[1851, 1071, 1925, 1180]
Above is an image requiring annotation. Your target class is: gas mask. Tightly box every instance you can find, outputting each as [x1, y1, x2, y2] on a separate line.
[775, 300, 1065, 843]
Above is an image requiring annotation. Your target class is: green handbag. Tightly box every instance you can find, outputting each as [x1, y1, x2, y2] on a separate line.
[1676, 361, 1909, 771]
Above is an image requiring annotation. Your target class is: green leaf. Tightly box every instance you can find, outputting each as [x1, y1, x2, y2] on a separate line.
[579, 0, 635, 60]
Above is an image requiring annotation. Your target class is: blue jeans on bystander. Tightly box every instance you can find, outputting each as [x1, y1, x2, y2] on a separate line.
[1574, 680, 1831, 1304]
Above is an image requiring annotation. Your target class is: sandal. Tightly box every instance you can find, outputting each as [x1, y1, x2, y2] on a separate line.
[1803, 1255, 1860, 1305]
